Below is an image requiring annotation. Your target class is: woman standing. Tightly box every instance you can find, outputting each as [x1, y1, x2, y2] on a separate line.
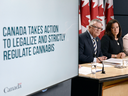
[101, 19, 126, 58]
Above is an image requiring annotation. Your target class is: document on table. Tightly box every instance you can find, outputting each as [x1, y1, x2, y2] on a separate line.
[88, 63, 112, 67]
[79, 67, 101, 75]
[103, 58, 128, 65]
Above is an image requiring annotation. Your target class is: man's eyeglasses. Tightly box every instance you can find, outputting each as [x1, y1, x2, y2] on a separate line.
[91, 25, 103, 31]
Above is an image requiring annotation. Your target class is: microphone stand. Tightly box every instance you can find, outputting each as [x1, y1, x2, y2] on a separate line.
[96, 57, 105, 74]
[93, 54, 105, 74]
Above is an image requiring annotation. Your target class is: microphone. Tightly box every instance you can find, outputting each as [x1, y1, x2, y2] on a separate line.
[93, 54, 105, 74]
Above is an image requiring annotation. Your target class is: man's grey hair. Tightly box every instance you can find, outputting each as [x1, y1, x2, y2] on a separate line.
[89, 19, 102, 26]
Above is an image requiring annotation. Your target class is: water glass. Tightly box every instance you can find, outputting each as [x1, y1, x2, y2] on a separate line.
[122, 59, 127, 68]
[91, 63, 97, 74]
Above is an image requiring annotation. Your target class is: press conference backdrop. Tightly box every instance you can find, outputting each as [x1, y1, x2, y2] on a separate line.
[0, 0, 79, 96]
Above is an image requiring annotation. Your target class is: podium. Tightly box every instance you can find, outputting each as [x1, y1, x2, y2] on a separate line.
[72, 57, 128, 96]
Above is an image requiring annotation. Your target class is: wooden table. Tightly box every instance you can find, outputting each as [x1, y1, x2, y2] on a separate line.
[71, 57, 128, 96]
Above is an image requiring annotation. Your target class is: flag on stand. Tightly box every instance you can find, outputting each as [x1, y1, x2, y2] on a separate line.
[105, 0, 114, 24]
[98, 0, 105, 39]
[80, 0, 90, 33]
[90, 0, 99, 20]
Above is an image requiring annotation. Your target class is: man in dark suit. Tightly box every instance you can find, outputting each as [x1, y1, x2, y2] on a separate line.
[79, 19, 107, 64]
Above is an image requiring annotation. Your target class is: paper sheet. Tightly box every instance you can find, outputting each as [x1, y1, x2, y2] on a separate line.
[79, 67, 101, 75]
[88, 63, 112, 67]
[103, 58, 128, 65]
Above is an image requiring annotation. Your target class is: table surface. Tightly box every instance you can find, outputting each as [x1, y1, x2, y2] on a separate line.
[79, 57, 128, 82]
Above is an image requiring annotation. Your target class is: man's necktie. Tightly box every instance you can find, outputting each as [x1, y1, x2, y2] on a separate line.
[92, 39, 97, 55]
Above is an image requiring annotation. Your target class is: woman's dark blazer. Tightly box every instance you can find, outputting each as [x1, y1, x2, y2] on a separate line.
[101, 34, 123, 58]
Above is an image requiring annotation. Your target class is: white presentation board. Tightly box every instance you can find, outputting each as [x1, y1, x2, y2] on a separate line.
[0, 0, 79, 96]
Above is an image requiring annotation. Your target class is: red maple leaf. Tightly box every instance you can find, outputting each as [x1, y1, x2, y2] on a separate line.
[90, 0, 99, 20]
[105, 3, 114, 24]
[81, 2, 90, 28]
[98, 4, 104, 16]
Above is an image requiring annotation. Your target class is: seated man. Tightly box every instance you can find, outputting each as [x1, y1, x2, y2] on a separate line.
[123, 33, 128, 55]
[79, 19, 107, 64]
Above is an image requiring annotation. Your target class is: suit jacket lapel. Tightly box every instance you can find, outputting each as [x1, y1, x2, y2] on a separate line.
[86, 32, 94, 53]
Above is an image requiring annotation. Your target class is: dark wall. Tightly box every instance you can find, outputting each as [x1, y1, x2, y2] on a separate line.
[114, 0, 128, 15]
[114, 0, 128, 37]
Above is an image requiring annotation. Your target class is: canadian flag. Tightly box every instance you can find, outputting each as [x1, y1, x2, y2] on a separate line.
[105, 0, 114, 24]
[98, 0, 105, 39]
[80, 0, 90, 33]
[79, 6, 82, 34]
[90, 0, 99, 20]
[79, 0, 114, 37]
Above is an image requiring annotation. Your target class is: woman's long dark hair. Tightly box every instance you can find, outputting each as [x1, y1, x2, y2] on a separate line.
[105, 19, 122, 40]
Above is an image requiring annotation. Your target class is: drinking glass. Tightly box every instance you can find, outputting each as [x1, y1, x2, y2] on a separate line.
[91, 63, 97, 74]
